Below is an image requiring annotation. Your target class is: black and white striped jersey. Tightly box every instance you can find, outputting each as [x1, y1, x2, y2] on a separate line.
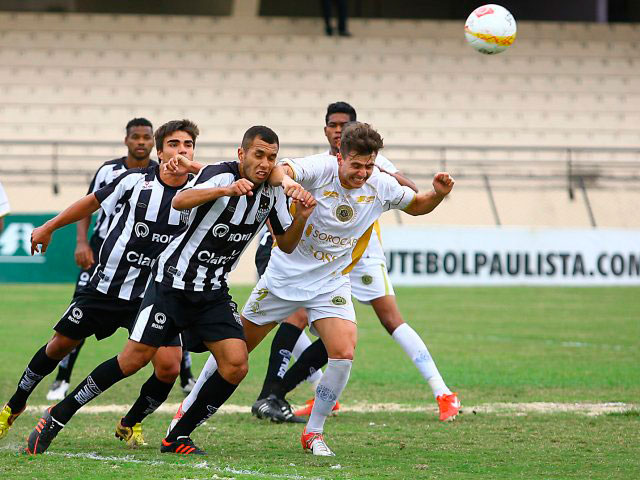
[156, 162, 292, 292]
[87, 157, 158, 240]
[89, 165, 189, 300]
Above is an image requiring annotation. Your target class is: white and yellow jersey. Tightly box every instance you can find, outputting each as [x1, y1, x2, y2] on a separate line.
[262, 153, 415, 301]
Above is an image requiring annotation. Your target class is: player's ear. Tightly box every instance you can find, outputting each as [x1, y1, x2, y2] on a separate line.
[237, 147, 244, 163]
[157, 149, 164, 162]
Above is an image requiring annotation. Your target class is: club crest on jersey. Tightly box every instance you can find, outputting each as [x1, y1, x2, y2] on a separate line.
[134, 222, 149, 238]
[247, 301, 263, 316]
[255, 206, 270, 223]
[331, 295, 347, 306]
[362, 275, 373, 285]
[335, 204, 354, 222]
[180, 209, 191, 225]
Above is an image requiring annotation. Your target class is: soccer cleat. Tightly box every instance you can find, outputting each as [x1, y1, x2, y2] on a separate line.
[301, 428, 335, 456]
[25, 408, 64, 455]
[294, 398, 340, 417]
[160, 437, 206, 455]
[115, 418, 148, 448]
[437, 392, 461, 422]
[251, 395, 305, 423]
[0, 404, 25, 440]
[274, 397, 306, 424]
[181, 378, 196, 395]
[46, 380, 70, 402]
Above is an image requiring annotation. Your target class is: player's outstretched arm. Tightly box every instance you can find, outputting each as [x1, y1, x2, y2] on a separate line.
[31, 193, 101, 255]
[274, 194, 316, 253]
[172, 179, 254, 211]
[403, 172, 455, 216]
[266, 164, 314, 207]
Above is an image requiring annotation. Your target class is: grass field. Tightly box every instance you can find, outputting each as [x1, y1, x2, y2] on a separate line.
[0, 284, 638, 479]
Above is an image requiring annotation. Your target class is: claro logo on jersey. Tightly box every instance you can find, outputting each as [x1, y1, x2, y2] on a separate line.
[134, 222, 150, 238]
[304, 224, 358, 247]
[134, 222, 174, 244]
[126, 251, 157, 267]
[196, 249, 241, 265]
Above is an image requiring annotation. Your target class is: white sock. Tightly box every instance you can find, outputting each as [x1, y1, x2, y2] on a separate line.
[391, 323, 451, 398]
[306, 358, 351, 433]
[167, 354, 218, 435]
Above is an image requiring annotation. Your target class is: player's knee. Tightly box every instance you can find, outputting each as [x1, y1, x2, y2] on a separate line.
[219, 357, 249, 384]
[46, 334, 79, 360]
[154, 361, 180, 383]
[118, 343, 155, 375]
[285, 309, 308, 329]
[328, 346, 355, 361]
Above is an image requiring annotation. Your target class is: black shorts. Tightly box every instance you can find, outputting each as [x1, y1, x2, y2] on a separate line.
[129, 281, 245, 349]
[55, 286, 141, 341]
[72, 234, 103, 298]
[255, 233, 273, 278]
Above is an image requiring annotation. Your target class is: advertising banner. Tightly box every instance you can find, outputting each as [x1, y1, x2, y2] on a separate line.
[0, 214, 79, 283]
[382, 227, 640, 286]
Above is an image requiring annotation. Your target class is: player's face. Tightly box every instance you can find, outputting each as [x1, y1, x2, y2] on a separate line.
[125, 126, 154, 161]
[157, 130, 195, 163]
[324, 113, 351, 155]
[238, 136, 279, 186]
[337, 151, 376, 189]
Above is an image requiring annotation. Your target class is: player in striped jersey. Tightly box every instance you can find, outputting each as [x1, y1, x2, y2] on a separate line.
[172, 122, 454, 456]
[0, 120, 198, 446]
[24, 126, 316, 456]
[252, 102, 459, 423]
[46, 118, 157, 401]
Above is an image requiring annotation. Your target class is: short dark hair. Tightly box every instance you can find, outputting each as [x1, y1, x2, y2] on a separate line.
[241, 125, 279, 150]
[325, 102, 357, 125]
[340, 122, 384, 157]
[125, 117, 153, 136]
[154, 119, 200, 151]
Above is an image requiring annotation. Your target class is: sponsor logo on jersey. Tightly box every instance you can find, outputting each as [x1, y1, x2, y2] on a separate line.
[134, 222, 150, 238]
[331, 295, 347, 306]
[142, 181, 154, 190]
[335, 204, 354, 222]
[355, 195, 375, 204]
[74, 375, 102, 405]
[196, 249, 241, 265]
[126, 250, 157, 267]
[304, 224, 357, 247]
[212, 224, 230, 238]
[152, 233, 174, 244]
[362, 275, 373, 285]
[323, 190, 339, 198]
[152, 312, 166, 330]
[66, 306, 84, 324]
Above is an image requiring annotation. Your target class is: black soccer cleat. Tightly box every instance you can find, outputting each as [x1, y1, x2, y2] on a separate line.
[160, 436, 206, 455]
[25, 408, 64, 455]
[251, 394, 305, 423]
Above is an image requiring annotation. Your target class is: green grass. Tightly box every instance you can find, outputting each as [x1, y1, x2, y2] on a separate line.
[0, 284, 638, 479]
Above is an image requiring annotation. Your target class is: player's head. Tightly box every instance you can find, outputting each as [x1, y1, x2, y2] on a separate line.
[238, 126, 280, 186]
[324, 102, 357, 155]
[154, 119, 199, 163]
[337, 122, 383, 189]
[124, 117, 154, 161]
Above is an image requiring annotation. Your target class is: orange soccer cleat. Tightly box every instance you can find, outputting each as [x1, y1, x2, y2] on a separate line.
[301, 428, 335, 456]
[436, 392, 461, 422]
[294, 398, 340, 417]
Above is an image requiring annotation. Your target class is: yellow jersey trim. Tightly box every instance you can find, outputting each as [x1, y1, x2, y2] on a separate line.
[341, 223, 375, 275]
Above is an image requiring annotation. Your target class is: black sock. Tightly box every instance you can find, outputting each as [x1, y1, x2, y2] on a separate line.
[50, 356, 126, 424]
[55, 339, 85, 383]
[8, 345, 60, 412]
[179, 351, 193, 387]
[276, 339, 328, 398]
[166, 370, 237, 442]
[257, 323, 303, 400]
[122, 373, 174, 427]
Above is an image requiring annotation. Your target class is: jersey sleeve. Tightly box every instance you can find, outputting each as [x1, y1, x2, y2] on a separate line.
[0, 181, 10, 217]
[377, 171, 416, 212]
[94, 170, 144, 217]
[375, 153, 399, 174]
[281, 155, 333, 190]
[86, 164, 108, 195]
[267, 189, 293, 235]
[187, 164, 235, 191]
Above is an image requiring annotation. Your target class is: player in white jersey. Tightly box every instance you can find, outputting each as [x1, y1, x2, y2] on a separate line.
[250, 102, 459, 423]
[0, 179, 10, 232]
[172, 122, 454, 456]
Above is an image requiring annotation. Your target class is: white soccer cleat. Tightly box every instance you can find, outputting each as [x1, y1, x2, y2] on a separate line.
[46, 380, 70, 402]
[301, 428, 335, 456]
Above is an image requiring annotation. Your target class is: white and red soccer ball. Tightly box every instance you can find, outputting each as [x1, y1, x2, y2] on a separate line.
[464, 4, 517, 54]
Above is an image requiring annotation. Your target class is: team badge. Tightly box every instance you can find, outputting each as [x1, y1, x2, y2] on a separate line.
[335, 204, 354, 222]
[180, 209, 191, 225]
[256, 207, 270, 223]
[247, 301, 263, 316]
[331, 295, 347, 306]
[362, 275, 373, 285]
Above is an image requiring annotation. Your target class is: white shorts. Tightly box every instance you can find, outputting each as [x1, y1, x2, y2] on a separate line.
[349, 257, 395, 304]
[242, 276, 356, 334]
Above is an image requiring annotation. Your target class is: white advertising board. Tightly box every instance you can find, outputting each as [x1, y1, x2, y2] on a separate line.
[381, 227, 640, 286]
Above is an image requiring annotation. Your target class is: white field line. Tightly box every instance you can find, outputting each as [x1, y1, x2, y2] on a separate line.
[43, 452, 325, 480]
[26, 401, 637, 417]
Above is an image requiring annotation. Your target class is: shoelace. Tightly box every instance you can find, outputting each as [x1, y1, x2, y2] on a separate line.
[311, 436, 332, 455]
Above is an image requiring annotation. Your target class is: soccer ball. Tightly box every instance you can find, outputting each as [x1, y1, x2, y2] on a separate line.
[464, 4, 517, 54]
